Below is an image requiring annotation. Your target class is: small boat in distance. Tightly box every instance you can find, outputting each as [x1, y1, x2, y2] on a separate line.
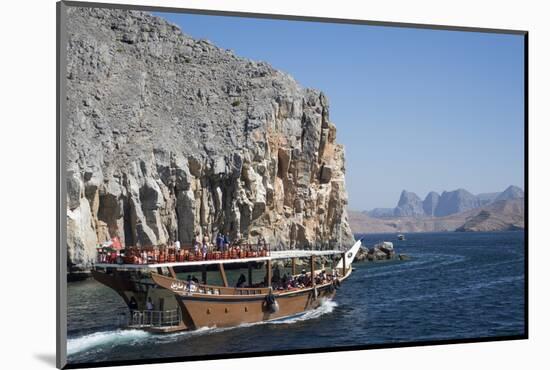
[397, 234, 406, 241]
[92, 240, 362, 332]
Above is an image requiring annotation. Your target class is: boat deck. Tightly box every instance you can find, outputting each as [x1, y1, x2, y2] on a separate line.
[94, 249, 345, 269]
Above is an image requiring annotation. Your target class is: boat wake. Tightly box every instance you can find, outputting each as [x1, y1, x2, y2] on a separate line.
[268, 298, 338, 325]
[67, 299, 338, 356]
[67, 329, 150, 355]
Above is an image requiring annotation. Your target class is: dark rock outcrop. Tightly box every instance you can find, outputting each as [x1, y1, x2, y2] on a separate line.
[354, 241, 399, 263]
[65, 7, 354, 273]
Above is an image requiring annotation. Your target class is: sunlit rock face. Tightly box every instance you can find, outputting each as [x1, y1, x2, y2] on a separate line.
[65, 7, 354, 273]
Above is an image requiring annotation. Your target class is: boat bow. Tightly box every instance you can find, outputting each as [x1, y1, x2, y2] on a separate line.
[335, 239, 363, 269]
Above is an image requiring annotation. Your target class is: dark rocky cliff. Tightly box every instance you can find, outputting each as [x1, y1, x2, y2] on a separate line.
[65, 7, 355, 273]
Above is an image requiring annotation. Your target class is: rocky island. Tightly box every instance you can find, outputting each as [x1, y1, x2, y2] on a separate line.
[65, 7, 355, 275]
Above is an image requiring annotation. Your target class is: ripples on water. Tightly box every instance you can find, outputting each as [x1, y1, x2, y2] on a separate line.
[67, 231, 525, 364]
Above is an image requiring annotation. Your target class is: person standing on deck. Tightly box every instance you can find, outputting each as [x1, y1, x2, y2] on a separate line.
[128, 296, 138, 311]
[257, 234, 264, 252]
[146, 297, 154, 310]
[202, 232, 209, 259]
[234, 232, 242, 246]
[203, 232, 210, 250]
[193, 231, 201, 254]
[145, 297, 154, 324]
[223, 234, 230, 252]
[216, 233, 223, 251]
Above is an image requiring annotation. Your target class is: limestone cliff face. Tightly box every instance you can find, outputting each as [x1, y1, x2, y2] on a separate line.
[65, 7, 355, 273]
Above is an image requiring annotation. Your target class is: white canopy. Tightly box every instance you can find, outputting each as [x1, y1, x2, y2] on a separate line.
[94, 249, 345, 270]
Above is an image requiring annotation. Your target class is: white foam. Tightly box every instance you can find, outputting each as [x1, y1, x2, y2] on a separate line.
[67, 329, 151, 355]
[269, 298, 338, 324]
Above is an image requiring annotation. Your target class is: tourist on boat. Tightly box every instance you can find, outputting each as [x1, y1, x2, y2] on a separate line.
[234, 232, 243, 246]
[191, 275, 199, 284]
[187, 275, 193, 291]
[203, 233, 210, 246]
[216, 233, 223, 251]
[297, 269, 307, 286]
[193, 231, 201, 253]
[223, 234, 230, 250]
[281, 274, 289, 290]
[236, 273, 246, 288]
[146, 297, 154, 311]
[317, 270, 327, 284]
[128, 296, 138, 310]
[202, 242, 208, 259]
[175, 240, 181, 251]
[272, 266, 281, 287]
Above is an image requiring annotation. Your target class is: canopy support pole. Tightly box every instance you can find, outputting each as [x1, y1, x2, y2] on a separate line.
[341, 252, 346, 276]
[219, 263, 228, 287]
[310, 256, 316, 282]
[248, 262, 253, 288]
[202, 265, 207, 284]
[167, 266, 177, 279]
[291, 257, 297, 276]
[266, 260, 272, 288]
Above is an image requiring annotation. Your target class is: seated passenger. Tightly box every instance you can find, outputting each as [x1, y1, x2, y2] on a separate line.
[236, 273, 246, 288]
[298, 269, 307, 285]
[281, 274, 290, 289]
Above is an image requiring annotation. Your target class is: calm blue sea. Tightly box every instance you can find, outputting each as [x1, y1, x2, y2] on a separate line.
[66, 231, 525, 364]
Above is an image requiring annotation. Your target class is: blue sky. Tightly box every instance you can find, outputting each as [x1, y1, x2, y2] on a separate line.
[154, 12, 525, 210]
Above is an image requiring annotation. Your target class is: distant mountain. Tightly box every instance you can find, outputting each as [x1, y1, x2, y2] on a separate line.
[455, 198, 524, 232]
[435, 188, 479, 217]
[364, 185, 524, 219]
[476, 192, 500, 206]
[349, 198, 524, 234]
[366, 208, 395, 218]
[423, 191, 440, 216]
[394, 191, 424, 217]
[494, 185, 524, 202]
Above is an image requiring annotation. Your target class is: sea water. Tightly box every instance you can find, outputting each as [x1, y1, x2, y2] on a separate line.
[66, 231, 525, 364]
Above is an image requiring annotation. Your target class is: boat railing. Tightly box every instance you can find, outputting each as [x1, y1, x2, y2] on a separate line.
[121, 309, 182, 328]
[97, 243, 271, 265]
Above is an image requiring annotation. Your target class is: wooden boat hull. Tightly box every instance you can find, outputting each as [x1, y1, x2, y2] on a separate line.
[177, 285, 335, 328]
[151, 272, 345, 329]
